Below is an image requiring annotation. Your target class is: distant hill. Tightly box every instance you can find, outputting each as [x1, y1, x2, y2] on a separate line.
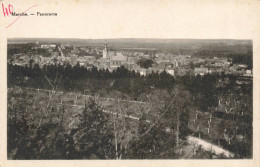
[7, 38, 252, 57]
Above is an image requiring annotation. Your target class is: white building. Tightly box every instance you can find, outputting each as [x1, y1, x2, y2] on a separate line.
[166, 69, 174, 76]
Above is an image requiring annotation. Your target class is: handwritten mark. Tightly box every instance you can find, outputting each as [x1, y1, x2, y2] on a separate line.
[5, 5, 38, 28]
[2, 3, 14, 16]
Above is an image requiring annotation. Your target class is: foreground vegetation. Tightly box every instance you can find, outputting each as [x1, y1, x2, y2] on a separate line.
[7, 63, 252, 159]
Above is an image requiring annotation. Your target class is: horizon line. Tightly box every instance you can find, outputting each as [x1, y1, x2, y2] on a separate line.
[7, 37, 252, 41]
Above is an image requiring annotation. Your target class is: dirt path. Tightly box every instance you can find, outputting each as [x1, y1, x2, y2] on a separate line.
[187, 136, 234, 158]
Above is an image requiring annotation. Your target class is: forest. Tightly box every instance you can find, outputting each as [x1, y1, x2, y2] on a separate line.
[7, 62, 253, 159]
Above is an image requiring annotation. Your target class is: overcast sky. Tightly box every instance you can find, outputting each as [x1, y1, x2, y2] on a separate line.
[2, 0, 259, 39]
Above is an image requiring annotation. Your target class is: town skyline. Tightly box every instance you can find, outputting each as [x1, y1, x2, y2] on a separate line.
[8, 37, 252, 77]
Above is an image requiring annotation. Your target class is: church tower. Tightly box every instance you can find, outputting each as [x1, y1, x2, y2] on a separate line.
[103, 39, 108, 59]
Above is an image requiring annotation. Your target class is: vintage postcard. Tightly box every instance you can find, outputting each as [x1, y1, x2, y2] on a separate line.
[0, 0, 260, 166]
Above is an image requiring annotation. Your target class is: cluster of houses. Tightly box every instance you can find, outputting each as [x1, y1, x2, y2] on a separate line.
[9, 42, 253, 78]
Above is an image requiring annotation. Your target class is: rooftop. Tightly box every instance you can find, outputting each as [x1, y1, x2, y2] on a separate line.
[110, 53, 127, 61]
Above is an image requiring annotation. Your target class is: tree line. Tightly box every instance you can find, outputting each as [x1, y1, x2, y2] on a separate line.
[8, 62, 252, 111]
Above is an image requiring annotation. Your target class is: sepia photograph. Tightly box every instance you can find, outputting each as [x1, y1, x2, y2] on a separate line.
[1, 0, 260, 166]
[7, 38, 253, 159]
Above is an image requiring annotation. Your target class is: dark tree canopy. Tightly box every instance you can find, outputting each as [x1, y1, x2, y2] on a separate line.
[137, 58, 154, 69]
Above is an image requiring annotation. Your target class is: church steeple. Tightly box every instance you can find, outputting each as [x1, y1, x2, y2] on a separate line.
[103, 39, 108, 59]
